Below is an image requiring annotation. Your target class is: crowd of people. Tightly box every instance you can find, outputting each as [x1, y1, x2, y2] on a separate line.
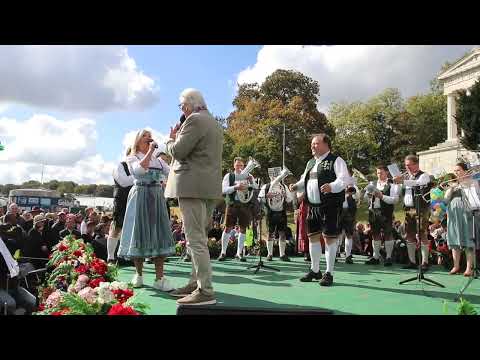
[2, 87, 480, 314]
[0, 203, 114, 314]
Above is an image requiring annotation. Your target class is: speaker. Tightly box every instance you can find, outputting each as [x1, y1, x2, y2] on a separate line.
[176, 305, 333, 315]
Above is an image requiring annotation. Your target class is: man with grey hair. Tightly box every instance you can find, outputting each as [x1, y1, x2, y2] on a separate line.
[290, 133, 350, 286]
[165, 88, 223, 306]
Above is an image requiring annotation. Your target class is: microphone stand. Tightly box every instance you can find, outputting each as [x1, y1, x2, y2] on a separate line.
[246, 180, 280, 274]
[399, 185, 445, 287]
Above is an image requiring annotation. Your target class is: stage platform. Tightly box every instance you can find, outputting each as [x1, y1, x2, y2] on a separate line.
[116, 255, 480, 315]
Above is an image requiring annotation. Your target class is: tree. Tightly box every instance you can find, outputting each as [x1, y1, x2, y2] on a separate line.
[226, 69, 332, 181]
[456, 80, 480, 152]
[329, 88, 404, 173]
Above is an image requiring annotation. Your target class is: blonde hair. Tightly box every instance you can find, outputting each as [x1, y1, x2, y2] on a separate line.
[131, 129, 152, 155]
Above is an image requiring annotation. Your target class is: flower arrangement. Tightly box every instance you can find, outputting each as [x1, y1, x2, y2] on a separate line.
[35, 235, 148, 315]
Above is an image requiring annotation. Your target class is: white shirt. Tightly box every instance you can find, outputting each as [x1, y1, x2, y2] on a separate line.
[364, 180, 400, 209]
[126, 152, 170, 180]
[113, 161, 135, 188]
[258, 183, 294, 212]
[294, 152, 350, 205]
[222, 171, 258, 202]
[402, 172, 431, 207]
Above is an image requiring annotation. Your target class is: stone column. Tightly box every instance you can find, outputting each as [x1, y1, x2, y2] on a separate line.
[447, 93, 458, 141]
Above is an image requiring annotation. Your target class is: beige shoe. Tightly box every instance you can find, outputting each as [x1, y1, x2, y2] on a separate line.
[170, 283, 198, 298]
[132, 274, 143, 288]
[176, 289, 216, 306]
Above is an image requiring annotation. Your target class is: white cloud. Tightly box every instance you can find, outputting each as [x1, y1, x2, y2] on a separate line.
[0, 46, 158, 112]
[0, 115, 116, 185]
[237, 45, 476, 112]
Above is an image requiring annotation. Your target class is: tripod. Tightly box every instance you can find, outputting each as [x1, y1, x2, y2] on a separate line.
[399, 186, 445, 287]
[455, 208, 480, 301]
[246, 211, 280, 274]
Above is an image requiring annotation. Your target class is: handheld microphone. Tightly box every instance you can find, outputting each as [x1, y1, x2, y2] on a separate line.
[148, 139, 158, 149]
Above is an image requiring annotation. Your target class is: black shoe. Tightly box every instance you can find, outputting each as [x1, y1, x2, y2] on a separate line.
[345, 255, 353, 264]
[300, 270, 322, 282]
[236, 255, 246, 262]
[217, 254, 227, 261]
[320, 272, 333, 286]
[183, 255, 191, 263]
[402, 262, 417, 269]
[279, 255, 290, 262]
[421, 263, 429, 272]
[266, 255, 273, 261]
[304, 255, 311, 262]
[365, 257, 380, 265]
[384, 258, 393, 267]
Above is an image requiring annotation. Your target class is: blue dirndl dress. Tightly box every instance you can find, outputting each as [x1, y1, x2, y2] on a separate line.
[118, 163, 175, 259]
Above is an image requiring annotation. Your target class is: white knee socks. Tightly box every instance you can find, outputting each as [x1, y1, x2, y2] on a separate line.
[279, 240, 286, 257]
[325, 241, 338, 274]
[407, 242, 416, 264]
[237, 233, 246, 257]
[221, 231, 229, 255]
[107, 236, 119, 261]
[267, 240, 274, 256]
[373, 240, 381, 260]
[309, 242, 322, 273]
[385, 240, 394, 259]
[345, 237, 353, 257]
[421, 244, 429, 264]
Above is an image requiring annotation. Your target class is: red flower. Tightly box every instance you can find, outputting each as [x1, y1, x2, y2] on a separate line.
[91, 258, 107, 276]
[58, 244, 68, 252]
[37, 304, 45, 311]
[89, 277, 105, 288]
[51, 308, 70, 316]
[75, 264, 89, 274]
[107, 303, 139, 316]
[73, 250, 83, 257]
[112, 289, 134, 303]
[48, 253, 52, 259]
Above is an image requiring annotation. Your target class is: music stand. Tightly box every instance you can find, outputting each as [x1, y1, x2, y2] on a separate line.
[399, 185, 445, 287]
[246, 181, 280, 274]
[455, 183, 480, 301]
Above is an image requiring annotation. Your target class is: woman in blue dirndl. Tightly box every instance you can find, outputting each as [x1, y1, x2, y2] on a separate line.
[118, 129, 176, 292]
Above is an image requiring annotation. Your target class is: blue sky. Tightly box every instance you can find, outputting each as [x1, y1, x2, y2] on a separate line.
[0, 45, 475, 185]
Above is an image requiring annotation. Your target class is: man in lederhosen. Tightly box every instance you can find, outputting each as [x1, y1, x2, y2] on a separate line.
[393, 155, 432, 271]
[290, 134, 350, 286]
[258, 167, 295, 262]
[218, 157, 258, 262]
[364, 165, 400, 266]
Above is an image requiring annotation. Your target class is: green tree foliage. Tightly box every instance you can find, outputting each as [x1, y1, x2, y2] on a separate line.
[226, 69, 331, 181]
[331, 86, 447, 174]
[456, 80, 480, 152]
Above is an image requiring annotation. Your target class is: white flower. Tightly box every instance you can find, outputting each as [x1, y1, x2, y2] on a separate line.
[109, 281, 128, 291]
[96, 286, 115, 304]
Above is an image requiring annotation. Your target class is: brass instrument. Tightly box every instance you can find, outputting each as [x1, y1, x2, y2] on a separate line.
[236, 157, 261, 204]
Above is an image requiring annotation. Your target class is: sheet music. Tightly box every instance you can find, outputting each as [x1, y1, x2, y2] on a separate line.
[463, 184, 480, 210]
[387, 164, 401, 178]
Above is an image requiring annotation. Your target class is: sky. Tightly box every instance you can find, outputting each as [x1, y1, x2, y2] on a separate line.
[0, 45, 476, 186]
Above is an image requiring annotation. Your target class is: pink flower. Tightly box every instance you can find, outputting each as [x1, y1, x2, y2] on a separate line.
[45, 290, 63, 308]
[78, 287, 97, 304]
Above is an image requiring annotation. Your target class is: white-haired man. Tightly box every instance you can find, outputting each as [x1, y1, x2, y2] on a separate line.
[165, 88, 223, 306]
[289, 134, 350, 286]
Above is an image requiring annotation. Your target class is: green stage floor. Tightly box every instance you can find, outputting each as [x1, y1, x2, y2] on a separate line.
[117, 255, 480, 315]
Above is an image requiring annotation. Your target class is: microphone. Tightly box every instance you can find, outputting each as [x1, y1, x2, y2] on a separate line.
[148, 139, 159, 149]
